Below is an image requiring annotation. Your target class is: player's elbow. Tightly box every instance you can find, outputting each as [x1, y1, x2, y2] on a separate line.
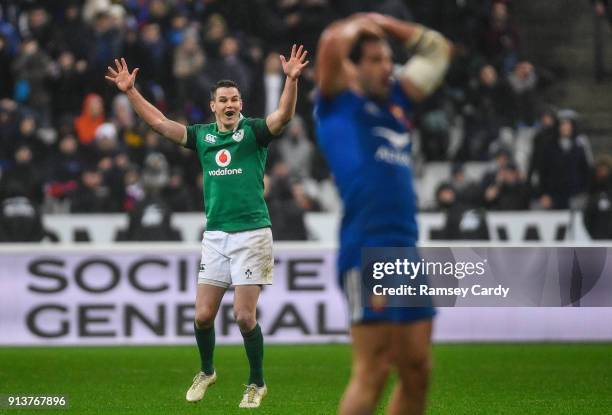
[269, 112, 292, 135]
[151, 117, 168, 134]
[400, 31, 452, 99]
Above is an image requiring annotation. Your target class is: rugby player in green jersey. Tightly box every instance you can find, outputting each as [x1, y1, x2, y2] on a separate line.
[105, 45, 309, 409]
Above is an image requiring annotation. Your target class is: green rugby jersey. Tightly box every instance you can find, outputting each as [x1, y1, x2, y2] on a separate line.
[185, 117, 277, 232]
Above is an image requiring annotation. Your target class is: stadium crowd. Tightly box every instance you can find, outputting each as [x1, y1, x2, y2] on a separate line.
[1, 0, 611, 241]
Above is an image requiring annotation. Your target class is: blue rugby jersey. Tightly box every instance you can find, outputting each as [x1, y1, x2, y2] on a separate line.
[315, 81, 418, 277]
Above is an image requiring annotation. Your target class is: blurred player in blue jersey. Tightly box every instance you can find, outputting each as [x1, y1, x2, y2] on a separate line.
[315, 13, 451, 414]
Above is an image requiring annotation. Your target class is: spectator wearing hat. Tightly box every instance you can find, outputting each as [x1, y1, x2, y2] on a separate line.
[74, 93, 105, 145]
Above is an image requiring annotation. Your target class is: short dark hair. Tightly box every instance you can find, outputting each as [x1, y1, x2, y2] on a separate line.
[210, 80, 241, 100]
[349, 33, 384, 64]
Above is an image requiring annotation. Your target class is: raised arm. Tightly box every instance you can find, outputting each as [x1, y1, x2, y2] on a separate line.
[367, 13, 452, 102]
[106, 58, 187, 145]
[315, 16, 383, 98]
[266, 45, 310, 136]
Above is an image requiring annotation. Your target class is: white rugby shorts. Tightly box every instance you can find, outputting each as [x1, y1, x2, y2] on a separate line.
[198, 227, 273, 288]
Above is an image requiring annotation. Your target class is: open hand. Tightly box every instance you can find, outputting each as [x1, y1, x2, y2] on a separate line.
[105, 58, 139, 92]
[280, 44, 309, 80]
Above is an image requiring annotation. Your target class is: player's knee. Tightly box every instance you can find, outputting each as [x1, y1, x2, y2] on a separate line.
[234, 308, 256, 332]
[354, 357, 392, 389]
[194, 306, 217, 329]
[399, 355, 431, 389]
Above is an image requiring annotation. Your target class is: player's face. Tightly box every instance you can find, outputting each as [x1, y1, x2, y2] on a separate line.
[211, 87, 243, 130]
[357, 41, 393, 99]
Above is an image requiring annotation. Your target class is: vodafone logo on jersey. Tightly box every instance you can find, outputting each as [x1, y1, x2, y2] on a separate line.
[215, 149, 231, 167]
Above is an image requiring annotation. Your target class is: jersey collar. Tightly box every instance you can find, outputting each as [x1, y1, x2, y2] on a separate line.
[214, 114, 245, 134]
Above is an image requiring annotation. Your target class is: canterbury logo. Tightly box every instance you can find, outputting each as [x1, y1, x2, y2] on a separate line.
[372, 127, 411, 149]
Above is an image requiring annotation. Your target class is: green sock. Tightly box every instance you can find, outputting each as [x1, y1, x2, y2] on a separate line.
[241, 324, 264, 387]
[194, 322, 215, 375]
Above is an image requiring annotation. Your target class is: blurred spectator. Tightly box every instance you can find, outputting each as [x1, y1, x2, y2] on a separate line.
[264, 52, 283, 116]
[52, 3, 92, 59]
[205, 36, 251, 99]
[458, 64, 512, 160]
[50, 50, 88, 121]
[15, 112, 47, 162]
[0, 34, 14, 99]
[433, 183, 490, 239]
[74, 93, 105, 145]
[137, 23, 170, 88]
[0, 145, 43, 204]
[20, 5, 53, 52]
[415, 92, 451, 161]
[483, 161, 530, 210]
[536, 116, 593, 209]
[274, 115, 314, 179]
[112, 93, 142, 150]
[194, 172, 205, 212]
[202, 14, 228, 58]
[88, 10, 122, 92]
[583, 155, 612, 238]
[11, 38, 53, 124]
[94, 123, 129, 210]
[167, 11, 190, 48]
[0, 99, 19, 164]
[142, 152, 170, 193]
[117, 151, 181, 241]
[479, 0, 520, 73]
[266, 161, 308, 240]
[173, 30, 206, 107]
[507, 61, 538, 125]
[122, 165, 144, 212]
[592, 0, 611, 82]
[0, 192, 57, 242]
[435, 182, 457, 211]
[94, 122, 121, 159]
[117, 192, 182, 241]
[528, 107, 557, 191]
[70, 168, 113, 212]
[446, 163, 483, 207]
[45, 134, 82, 203]
[263, 0, 335, 54]
[162, 167, 195, 213]
[482, 147, 512, 188]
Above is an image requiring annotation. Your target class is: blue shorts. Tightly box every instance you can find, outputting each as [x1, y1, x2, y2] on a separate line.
[341, 267, 436, 325]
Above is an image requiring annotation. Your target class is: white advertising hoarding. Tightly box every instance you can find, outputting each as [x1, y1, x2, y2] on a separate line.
[1, 243, 611, 345]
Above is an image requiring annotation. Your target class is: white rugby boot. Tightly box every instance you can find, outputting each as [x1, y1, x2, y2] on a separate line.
[186, 371, 217, 402]
[239, 383, 267, 408]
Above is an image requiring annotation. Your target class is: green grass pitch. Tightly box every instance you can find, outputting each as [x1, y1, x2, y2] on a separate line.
[1, 343, 611, 414]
